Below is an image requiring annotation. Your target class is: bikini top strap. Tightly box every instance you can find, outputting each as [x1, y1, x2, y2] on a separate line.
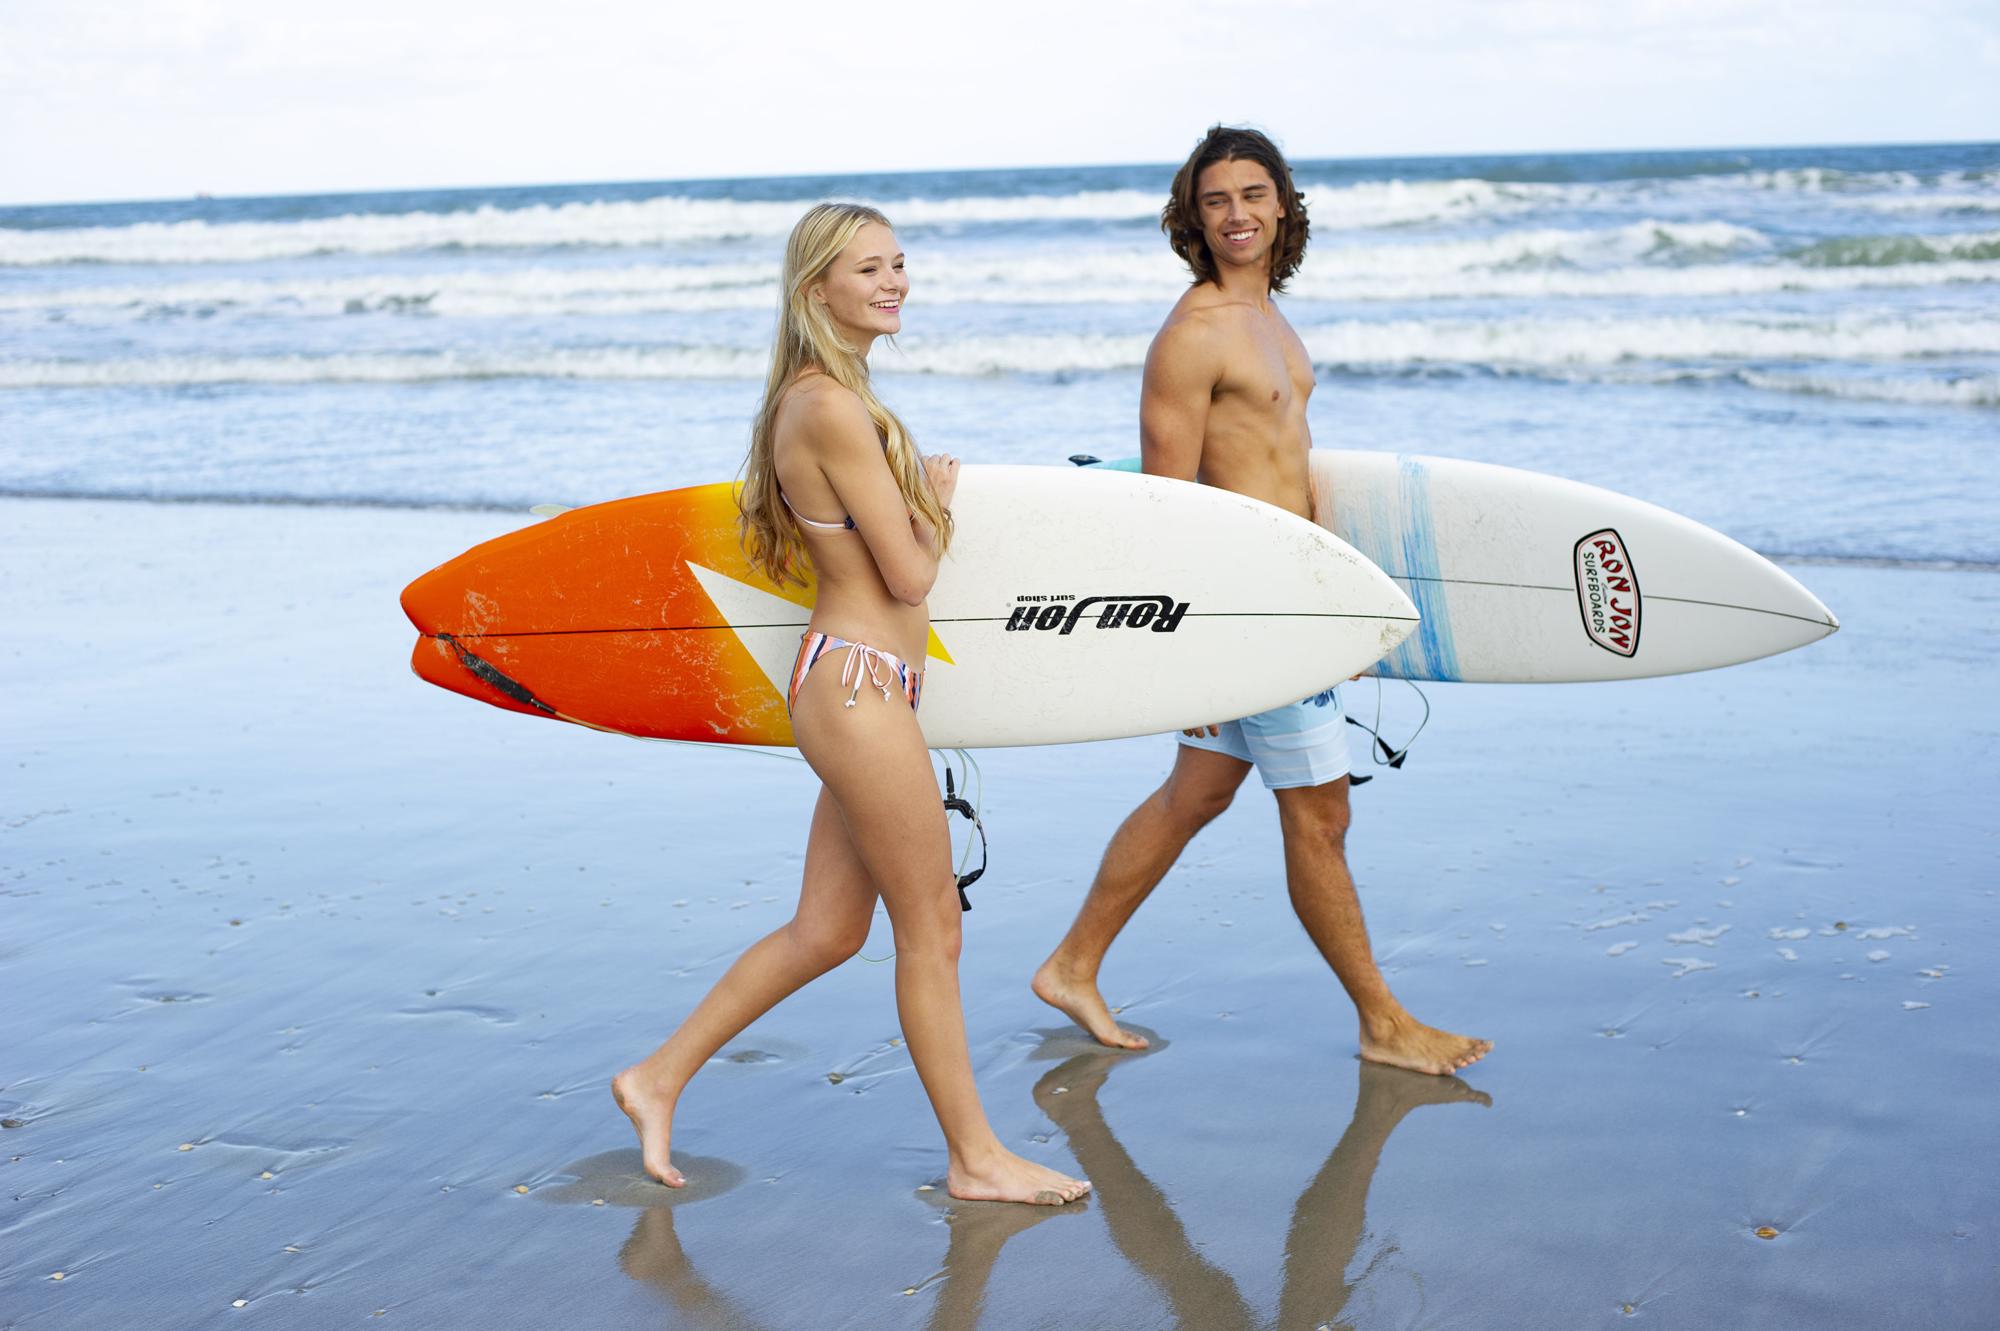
[780, 489, 856, 532]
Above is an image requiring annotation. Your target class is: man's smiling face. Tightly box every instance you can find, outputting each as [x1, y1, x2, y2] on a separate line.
[1195, 157, 1284, 276]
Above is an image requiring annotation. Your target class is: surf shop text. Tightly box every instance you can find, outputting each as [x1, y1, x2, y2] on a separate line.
[1006, 593, 1191, 635]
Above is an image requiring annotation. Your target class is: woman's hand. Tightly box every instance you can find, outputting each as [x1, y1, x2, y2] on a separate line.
[922, 453, 960, 509]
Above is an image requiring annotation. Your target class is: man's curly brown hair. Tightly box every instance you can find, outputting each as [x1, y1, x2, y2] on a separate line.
[1162, 125, 1310, 293]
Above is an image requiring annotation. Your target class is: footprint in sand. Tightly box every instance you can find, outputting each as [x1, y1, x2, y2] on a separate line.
[532, 1150, 745, 1207]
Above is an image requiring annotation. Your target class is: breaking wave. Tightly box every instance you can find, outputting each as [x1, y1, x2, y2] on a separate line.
[8, 312, 1995, 400]
[11, 163, 1992, 267]
[12, 223, 1998, 322]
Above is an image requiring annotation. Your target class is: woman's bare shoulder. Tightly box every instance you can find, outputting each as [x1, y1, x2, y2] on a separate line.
[776, 372, 874, 456]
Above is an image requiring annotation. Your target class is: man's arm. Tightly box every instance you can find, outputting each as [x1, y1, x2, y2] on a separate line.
[1139, 317, 1220, 482]
[1143, 315, 1226, 735]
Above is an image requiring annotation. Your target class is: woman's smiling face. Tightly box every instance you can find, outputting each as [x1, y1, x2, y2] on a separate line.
[813, 221, 908, 345]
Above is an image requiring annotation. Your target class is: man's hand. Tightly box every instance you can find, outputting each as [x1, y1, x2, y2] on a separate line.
[1182, 723, 1221, 738]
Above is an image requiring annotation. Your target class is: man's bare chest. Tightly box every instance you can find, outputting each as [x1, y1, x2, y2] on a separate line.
[1213, 324, 1313, 416]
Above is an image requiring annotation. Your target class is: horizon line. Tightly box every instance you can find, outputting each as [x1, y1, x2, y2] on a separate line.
[3, 136, 1994, 213]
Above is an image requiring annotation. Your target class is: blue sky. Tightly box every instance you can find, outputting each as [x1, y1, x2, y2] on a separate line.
[2, 0, 1995, 204]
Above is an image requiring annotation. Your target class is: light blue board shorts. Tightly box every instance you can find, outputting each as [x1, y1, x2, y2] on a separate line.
[1177, 686, 1351, 790]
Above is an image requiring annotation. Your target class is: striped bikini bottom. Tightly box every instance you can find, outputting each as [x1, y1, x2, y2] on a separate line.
[787, 631, 924, 715]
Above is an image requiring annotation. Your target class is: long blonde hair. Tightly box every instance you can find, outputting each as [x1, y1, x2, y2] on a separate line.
[738, 202, 952, 587]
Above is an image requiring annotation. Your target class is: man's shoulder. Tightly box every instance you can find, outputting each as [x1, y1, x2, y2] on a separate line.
[1160, 286, 1272, 338]
[1150, 288, 1274, 374]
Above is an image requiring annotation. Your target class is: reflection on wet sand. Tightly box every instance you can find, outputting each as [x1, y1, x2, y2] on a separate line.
[1032, 1048, 1253, 1329]
[914, 1180, 1084, 1329]
[610, 1049, 1487, 1330]
[620, 1205, 769, 1331]
[1033, 1045, 1490, 1331]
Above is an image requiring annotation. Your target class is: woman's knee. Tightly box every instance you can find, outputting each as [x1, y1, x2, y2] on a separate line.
[889, 895, 964, 963]
[788, 911, 872, 970]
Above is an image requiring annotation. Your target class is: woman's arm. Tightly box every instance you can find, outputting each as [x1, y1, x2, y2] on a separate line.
[802, 388, 952, 606]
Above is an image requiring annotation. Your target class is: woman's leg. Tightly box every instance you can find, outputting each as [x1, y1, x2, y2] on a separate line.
[614, 787, 877, 1185]
[790, 659, 1089, 1206]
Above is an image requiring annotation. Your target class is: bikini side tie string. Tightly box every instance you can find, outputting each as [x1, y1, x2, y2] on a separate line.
[840, 644, 896, 707]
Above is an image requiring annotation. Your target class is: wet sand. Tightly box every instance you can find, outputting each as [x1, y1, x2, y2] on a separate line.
[4, 496, 1996, 1329]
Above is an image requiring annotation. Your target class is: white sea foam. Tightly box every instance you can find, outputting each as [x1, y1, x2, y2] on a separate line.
[1295, 312, 2000, 367]
[1731, 370, 2000, 408]
[6, 165, 1993, 266]
[12, 224, 1998, 323]
[0, 346, 769, 388]
[1860, 194, 2000, 216]
[8, 312, 1994, 393]
[0, 190, 1166, 266]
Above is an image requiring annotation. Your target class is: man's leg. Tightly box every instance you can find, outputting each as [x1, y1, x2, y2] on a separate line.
[1273, 778, 1491, 1075]
[1034, 744, 1252, 1049]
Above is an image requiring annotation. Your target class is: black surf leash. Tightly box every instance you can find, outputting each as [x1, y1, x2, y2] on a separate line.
[1344, 678, 1430, 785]
[941, 760, 987, 911]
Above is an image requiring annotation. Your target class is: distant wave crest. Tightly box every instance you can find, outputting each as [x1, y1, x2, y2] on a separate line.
[8, 313, 1995, 405]
[11, 224, 1998, 322]
[10, 165, 1993, 267]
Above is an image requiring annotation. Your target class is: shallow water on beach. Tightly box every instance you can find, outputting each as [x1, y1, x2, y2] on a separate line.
[4, 499, 1995, 1328]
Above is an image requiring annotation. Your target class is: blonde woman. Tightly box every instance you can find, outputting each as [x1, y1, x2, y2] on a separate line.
[613, 203, 1090, 1207]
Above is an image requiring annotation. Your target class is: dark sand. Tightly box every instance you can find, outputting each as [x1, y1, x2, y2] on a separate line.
[4, 497, 1995, 1329]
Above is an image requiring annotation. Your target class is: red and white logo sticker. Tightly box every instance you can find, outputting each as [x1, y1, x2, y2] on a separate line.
[1574, 529, 1641, 657]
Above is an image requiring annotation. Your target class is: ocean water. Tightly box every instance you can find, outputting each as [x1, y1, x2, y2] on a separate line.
[2, 142, 1995, 563]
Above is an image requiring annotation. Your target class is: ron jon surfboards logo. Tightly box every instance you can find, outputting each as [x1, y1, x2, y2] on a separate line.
[1574, 529, 1641, 657]
[1004, 593, 1190, 635]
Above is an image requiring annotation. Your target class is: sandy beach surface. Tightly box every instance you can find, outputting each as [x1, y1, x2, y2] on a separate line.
[4, 494, 1995, 1330]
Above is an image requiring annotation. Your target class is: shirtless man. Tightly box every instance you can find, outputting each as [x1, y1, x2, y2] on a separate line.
[1032, 126, 1490, 1076]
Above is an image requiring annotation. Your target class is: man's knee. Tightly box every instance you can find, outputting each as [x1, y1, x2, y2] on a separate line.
[1278, 779, 1352, 845]
[1162, 775, 1237, 829]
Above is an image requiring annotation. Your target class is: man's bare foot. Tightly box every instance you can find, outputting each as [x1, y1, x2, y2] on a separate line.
[948, 1148, 1091, 1206]
[1032, 957, 1149, 1050]
[1359, 1013, 1492, 1076]
[611, 1067, 685, 1187]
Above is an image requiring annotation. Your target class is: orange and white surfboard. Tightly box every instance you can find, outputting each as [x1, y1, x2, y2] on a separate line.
[401, 465, 1418, 748]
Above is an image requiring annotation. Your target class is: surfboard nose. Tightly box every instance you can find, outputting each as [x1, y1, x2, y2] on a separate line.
[1708, 552, 1841, 671]
[1767, 561, 1840, 637]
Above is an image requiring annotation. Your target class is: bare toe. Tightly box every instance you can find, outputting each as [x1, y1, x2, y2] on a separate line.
[949, 1151, 1091, 1207]
[1360, 1017, 1493, 1078]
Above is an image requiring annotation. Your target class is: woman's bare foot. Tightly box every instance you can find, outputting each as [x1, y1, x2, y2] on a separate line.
[1359, 1013, 1492, 1076]
[611, 1067, 686, 1187]
[948, 1147, 1091, 1206]
[1031, 957, 1149, 1050]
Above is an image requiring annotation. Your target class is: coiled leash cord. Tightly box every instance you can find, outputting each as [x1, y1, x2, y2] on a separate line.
[1344, 676, 1431, 785]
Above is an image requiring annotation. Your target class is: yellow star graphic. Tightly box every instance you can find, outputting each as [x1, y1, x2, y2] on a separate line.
[685, 562, 953, 703]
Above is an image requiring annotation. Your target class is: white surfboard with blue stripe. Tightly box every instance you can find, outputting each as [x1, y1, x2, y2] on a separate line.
[1092, 452, 1837, 683]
